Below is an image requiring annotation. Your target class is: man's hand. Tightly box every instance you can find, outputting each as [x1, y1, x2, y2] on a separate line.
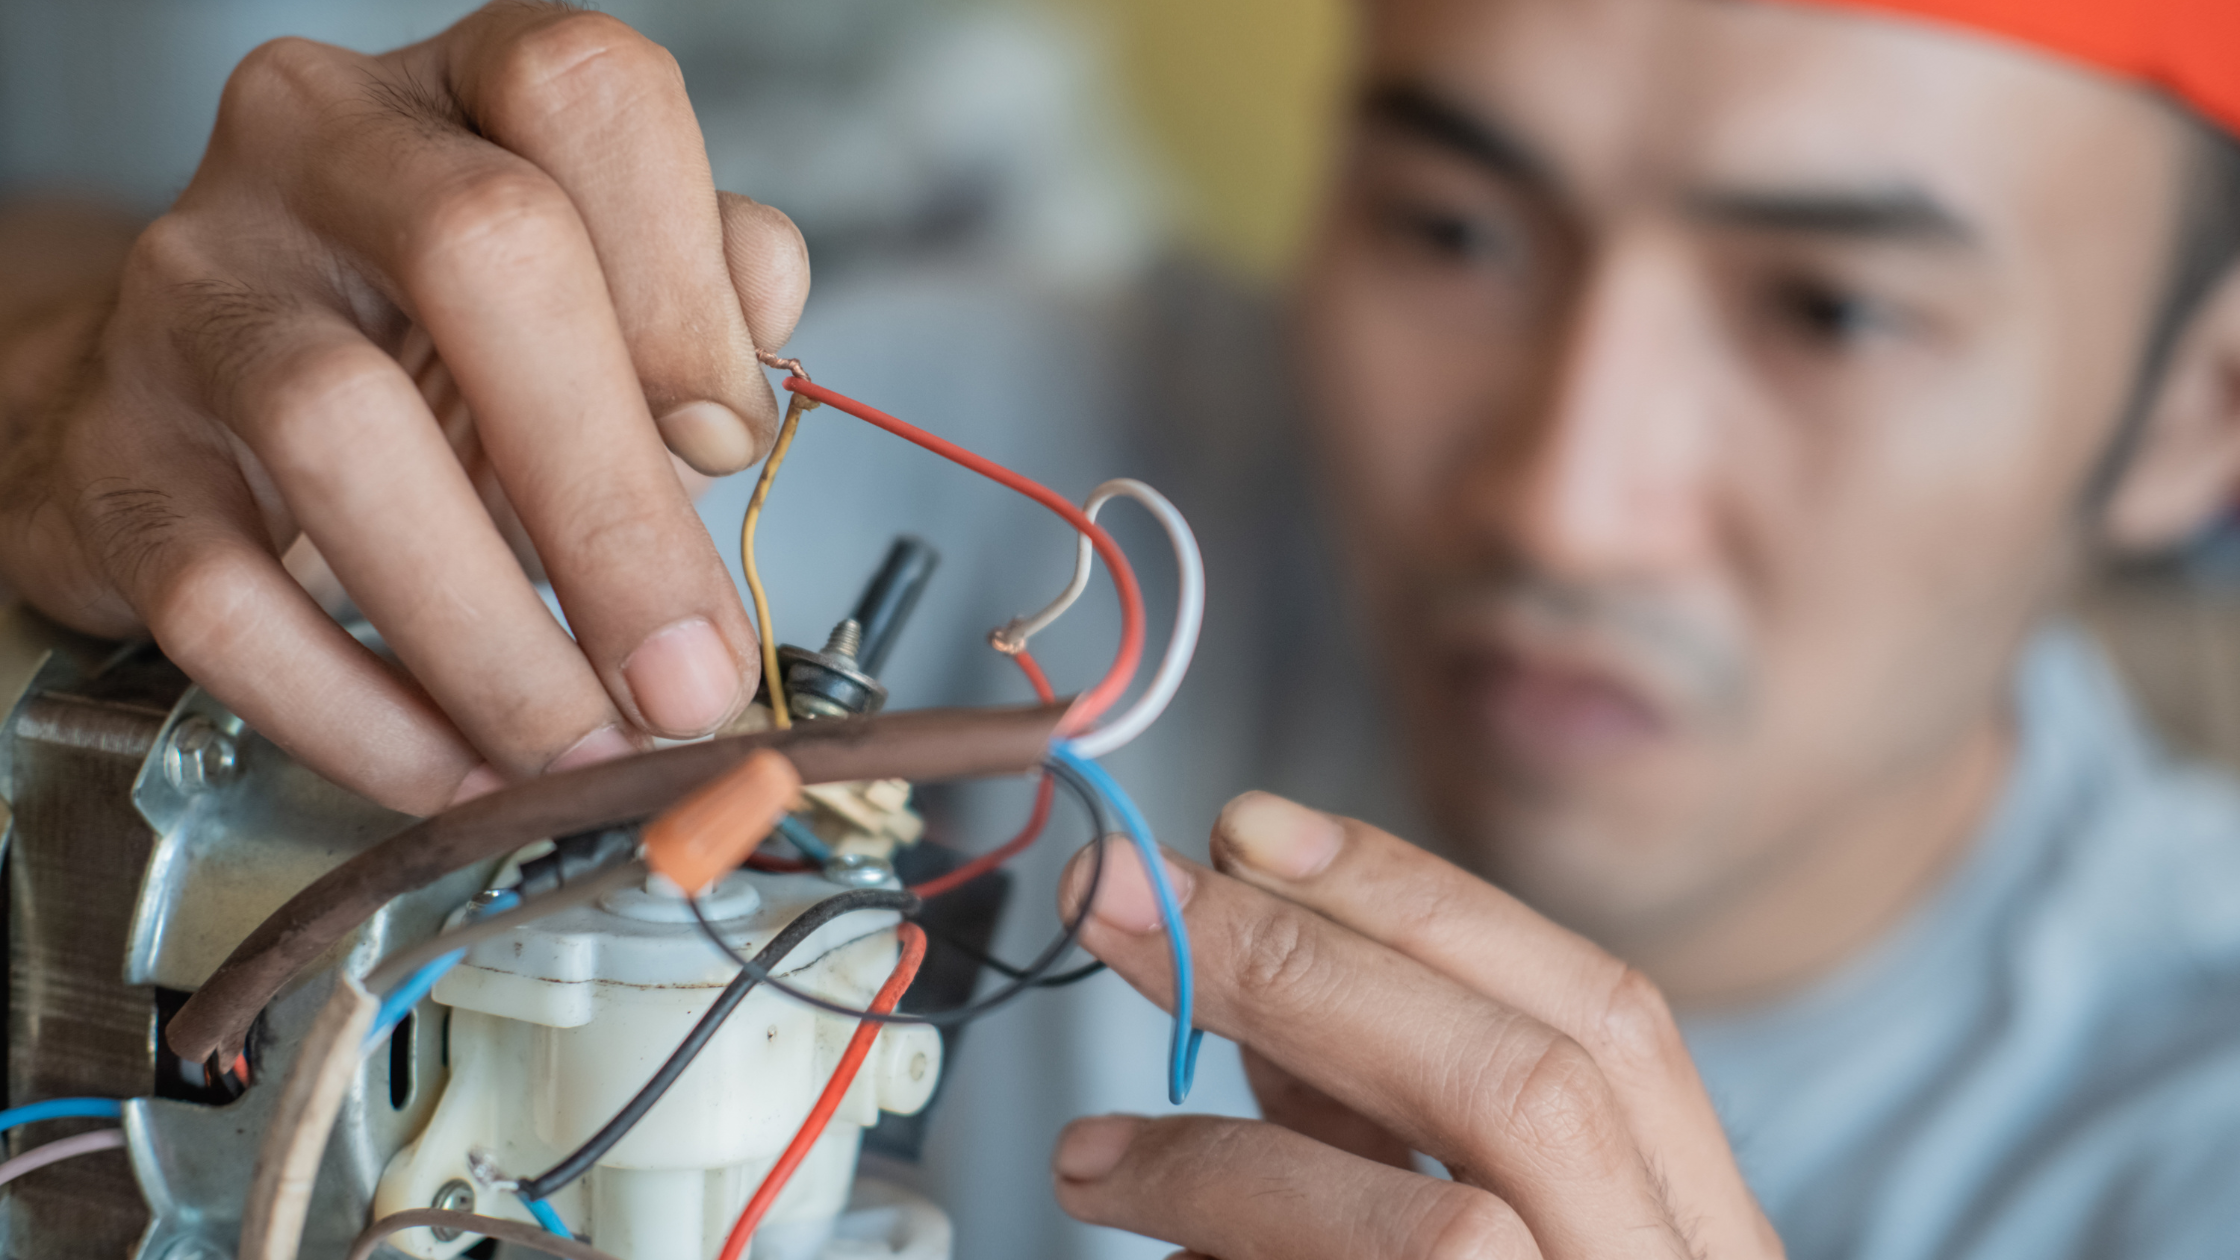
[1054, 792, 1783, 1259]
[0, 2, 808, 814]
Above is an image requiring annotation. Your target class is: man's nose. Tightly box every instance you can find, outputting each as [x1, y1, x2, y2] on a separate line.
[1468, 238, 1719, 581]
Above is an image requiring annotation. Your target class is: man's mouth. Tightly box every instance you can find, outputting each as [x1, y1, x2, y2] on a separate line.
[1456, 650, 1669, 772]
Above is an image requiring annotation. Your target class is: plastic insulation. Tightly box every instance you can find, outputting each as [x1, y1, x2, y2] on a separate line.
[513, 887, 917, 1203]
[642, 749, 802, 896]
[362, 861, 643, 994]
[742, 391, 814, 729]
[782, 376, 1145, 734]
[918, 922, 1105, 987]
[365, 890, 521, 1051]
[774, 814, 833, 864]
[0, 1098, 123, 1131]
[168, 701, 1065, 1072]
[0, 1129, 126, 1190]
[909, 648, 1059, 899]
[991, 478, 1201, 757]
[1057, 482, 1203, 758]
[345, 1209, 623, 1260]
[718, 923, 926, 1260]
[518, 1194, 574, 1240]
[686, 757, 1111, 1028]
[1049, 743, 1203, 1104]
[240, 973, 379, 1260]
[908, 774, 1053, 900]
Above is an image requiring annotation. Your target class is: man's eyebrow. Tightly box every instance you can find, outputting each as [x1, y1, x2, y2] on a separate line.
[1686, 186, 1980, 246]
[1361, 81, 1558, 191]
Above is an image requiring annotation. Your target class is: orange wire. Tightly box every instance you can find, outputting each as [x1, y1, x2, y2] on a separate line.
[908, 650, 1059, 899]
[782, 377, 1144, 735]
[717, 923, 927, 1260]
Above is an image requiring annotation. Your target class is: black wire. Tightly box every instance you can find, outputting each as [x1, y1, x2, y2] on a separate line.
[515, 886, 918, 1203]
[686, 757, 1112, 1027]
[917, 921, 1107, 988]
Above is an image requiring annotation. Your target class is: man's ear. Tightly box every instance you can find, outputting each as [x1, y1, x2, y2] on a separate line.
[2104, 262, 2240, 550]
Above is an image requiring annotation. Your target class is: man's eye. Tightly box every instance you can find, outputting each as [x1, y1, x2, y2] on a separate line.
[1771, 277, 1902, 344]
[1375, 203, 1514, 264]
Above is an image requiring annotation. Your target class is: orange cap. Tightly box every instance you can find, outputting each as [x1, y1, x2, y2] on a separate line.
[1784, 0, 2240, 136]
[642, 749, 805, 896]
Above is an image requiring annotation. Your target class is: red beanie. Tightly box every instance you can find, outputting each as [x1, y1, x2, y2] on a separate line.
[1787, 0, 2240, 136]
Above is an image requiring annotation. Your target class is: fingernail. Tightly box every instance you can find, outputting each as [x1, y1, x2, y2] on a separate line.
[1220, 791, 1342, 881]
[1054, 1115, 1142, 1182]
[547, 724, 637, 773]
[656, 400, 752, 476]
[1064, 839, 1194, 935]
[623, 617, 742, 737]
[447, 763, 504, 808]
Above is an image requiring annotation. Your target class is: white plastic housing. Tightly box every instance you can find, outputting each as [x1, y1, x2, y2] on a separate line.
[374, 871, 944, 1260]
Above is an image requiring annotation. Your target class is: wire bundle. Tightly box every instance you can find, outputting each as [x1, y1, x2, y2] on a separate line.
[236, 368, 1210, 1260]
[759, 376, 1206, 1104]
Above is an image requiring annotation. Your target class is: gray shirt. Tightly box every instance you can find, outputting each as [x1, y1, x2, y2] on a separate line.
[1686, 626, 2240, 1260]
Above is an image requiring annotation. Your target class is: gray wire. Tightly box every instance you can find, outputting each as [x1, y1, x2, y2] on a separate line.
[362, 859, 644, 993]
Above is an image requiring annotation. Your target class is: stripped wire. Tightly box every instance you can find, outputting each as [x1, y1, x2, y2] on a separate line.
[1011, 480, 1202, 759]
[779, 377, 1145, 736]
[741, 390, 816, 729]
[717, 924, 926, 1260]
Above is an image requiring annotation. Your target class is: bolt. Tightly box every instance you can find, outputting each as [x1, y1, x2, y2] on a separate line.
[824, 852, 896, 888]
[823, 617, 864, 663]
[162, 717, 239, 793]
[429, 1179, 477, 1239]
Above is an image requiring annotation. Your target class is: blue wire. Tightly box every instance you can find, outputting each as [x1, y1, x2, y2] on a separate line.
[0, 1098, 122, 1131]
[774, 813, 833, 864]
[519, 1192, 572, 1239]
[1052, 742, 1204, 1104]
[366, 890, 521, 1051]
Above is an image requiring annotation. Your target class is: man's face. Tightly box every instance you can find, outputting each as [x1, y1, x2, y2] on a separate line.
[1301, 0, 2193, 944]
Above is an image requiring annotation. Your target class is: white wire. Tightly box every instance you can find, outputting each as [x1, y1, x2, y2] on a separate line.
[993, 478, 1203, 759]
[0, 1128, 126, 1189]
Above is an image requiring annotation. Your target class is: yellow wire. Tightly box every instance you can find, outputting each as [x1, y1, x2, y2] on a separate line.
[743, 392, 813, 728]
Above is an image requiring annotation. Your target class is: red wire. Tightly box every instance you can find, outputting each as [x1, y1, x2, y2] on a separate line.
[744, 852, 816, 874]
[718, 923, 927, 1260]
[783, 377, 1144, 735]
[908, 650, 1059, 899]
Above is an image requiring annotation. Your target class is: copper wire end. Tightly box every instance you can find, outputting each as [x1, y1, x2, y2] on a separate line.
[755, 348, 810, 382]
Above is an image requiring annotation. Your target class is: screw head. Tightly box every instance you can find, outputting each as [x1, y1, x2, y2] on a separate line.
[429, 1179, 477, 1239]
[162, 717, 239, 793]
[823, 852, 896, 888]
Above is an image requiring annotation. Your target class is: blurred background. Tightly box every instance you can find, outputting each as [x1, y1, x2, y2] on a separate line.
[13, 3, 2240, 1259]
[0, 3, 1399, 1258]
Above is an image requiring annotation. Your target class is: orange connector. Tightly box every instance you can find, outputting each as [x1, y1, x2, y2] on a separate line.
[642, 749, 805, 896]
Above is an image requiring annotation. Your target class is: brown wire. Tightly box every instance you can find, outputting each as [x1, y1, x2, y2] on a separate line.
[165, 702, 1066, 1068]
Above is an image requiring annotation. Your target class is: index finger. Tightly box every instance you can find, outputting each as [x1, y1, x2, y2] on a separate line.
[427, 6, 794, 474]
[298, 62, 758, 741]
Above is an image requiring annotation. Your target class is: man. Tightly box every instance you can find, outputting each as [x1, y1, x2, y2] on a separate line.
[5, 2, 2240, 1259]
[1048, 0, 2240, 1256]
